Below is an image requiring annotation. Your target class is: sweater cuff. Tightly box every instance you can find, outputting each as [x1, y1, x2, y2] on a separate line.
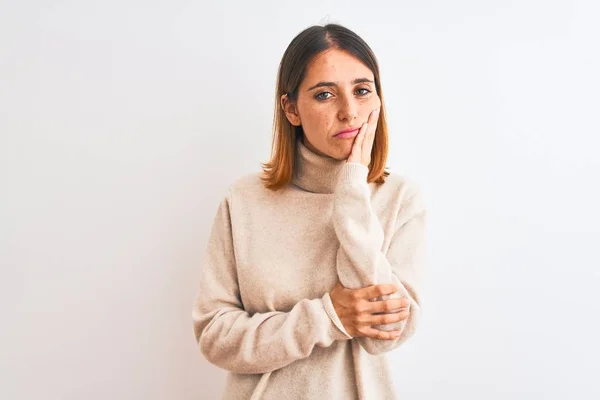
[321, 292, 353, 339]
[338, 162, 369, 186]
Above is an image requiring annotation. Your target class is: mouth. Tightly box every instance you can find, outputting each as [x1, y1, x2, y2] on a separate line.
[334, 127, 360, 139]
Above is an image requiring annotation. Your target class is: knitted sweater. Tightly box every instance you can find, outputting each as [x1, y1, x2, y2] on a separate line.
[192, 138, 427, 399]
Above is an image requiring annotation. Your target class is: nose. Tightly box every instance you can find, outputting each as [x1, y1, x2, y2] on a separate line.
[337, 94, 359, 123]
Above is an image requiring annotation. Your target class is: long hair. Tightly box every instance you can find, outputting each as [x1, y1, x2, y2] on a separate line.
[260, 23, 390, 191]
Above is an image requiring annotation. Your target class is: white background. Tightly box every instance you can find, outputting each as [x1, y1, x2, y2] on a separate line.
[2, 1, 599, 399]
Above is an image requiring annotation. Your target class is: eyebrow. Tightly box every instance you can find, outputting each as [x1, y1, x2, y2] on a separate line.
[306, 78, 374, 91]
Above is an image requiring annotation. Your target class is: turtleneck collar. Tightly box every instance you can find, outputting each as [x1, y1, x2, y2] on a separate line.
[291, 138, 347, 194]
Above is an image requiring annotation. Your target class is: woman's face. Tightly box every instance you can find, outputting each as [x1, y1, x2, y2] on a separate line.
[282, 48, 381, 160]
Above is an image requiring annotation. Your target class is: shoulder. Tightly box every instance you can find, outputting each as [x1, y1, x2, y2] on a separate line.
[228, 171, 263, 191]
[222, 171, 273, 202]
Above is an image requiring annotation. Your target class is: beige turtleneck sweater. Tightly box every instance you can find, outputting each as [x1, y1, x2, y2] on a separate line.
[192, 138, 427, 399]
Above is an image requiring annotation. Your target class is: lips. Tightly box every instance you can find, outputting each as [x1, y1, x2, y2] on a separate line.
[335, 127, 360, 137]
[334, 129, 360, 139]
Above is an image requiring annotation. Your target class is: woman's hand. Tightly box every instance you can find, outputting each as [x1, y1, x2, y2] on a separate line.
[329, 280, 410, 340]
[346, 107, 381, 167]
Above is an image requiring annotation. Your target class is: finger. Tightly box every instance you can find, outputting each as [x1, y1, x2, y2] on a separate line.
[363, 107, 379, 155]
[362, 327, 402, 340]
[368, 107, 379, 135]
[369, 297, 410, 314]
[367, 310, 410, 325]
[356, 122, 368, 148]
[369, 106, 380, 124]
[350, 122, 368, 161]
[357, 283, 399, 300]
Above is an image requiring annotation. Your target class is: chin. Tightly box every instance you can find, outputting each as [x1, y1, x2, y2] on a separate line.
[328, 147, 351, 161]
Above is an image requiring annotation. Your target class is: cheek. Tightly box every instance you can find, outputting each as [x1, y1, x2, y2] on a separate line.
[305, 106, 330, 127]
[299, 103, 331, 139]
[371, 95, 382, 108]
[359, 97, 381, 120]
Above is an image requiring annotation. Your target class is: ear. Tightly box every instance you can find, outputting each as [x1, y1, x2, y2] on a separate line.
[281, 94, 301, 126]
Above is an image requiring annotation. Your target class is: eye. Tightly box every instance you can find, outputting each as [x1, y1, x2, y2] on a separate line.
[315, 88, 372, 101]
[315, 91, 332, 100]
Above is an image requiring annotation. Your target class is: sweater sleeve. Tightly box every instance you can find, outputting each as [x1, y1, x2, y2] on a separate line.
[332, 162, 427, 355]
[192, 191, 352, 375]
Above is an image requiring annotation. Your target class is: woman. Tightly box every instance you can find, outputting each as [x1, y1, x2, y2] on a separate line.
[193, 23, 427, 400]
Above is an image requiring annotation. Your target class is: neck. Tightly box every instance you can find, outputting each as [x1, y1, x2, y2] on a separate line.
[291, 138, 346, 194]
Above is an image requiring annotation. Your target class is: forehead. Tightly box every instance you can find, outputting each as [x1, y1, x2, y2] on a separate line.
[302, 49, 374, 85]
